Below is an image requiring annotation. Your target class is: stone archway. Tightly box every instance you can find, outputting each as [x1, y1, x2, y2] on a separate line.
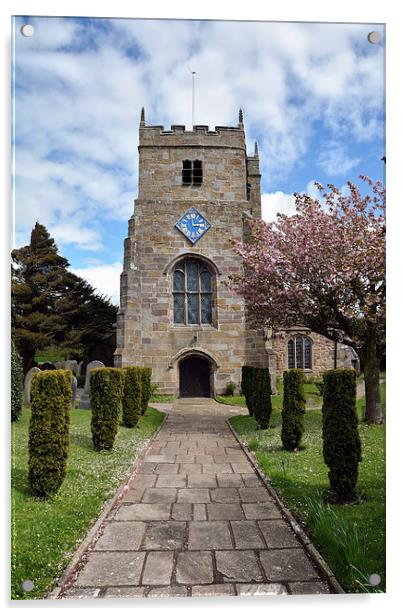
[179, 355, 211, 398]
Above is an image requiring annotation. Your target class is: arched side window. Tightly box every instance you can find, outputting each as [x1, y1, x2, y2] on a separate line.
[287, 335, 312, 370]
[173, 258, 213, 325]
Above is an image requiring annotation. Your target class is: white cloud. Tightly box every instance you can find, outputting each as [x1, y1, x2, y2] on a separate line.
[261, 191, 297, 222]
[70, 262, 122, 304]
[12, 17, 384, 260]
[318, 142, 361, 176]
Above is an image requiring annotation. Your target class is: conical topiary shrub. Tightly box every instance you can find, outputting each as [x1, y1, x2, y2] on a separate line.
[122, 366, 142, 428]
[252, 367, 272, 429]
[281, 369, 306, 450]
[90, 368, 124, 450]
[322, 369, 362, 503]
[28, 370, 71, 498]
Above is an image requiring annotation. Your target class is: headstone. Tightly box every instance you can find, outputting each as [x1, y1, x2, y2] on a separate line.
[71, 376, 78, 409]
[23, 367, 41, 406]
[64, 360, 79, 375]
[72, 360, 80, 376]
[78, 360, 105, 409]
[55, 361, 64, 369]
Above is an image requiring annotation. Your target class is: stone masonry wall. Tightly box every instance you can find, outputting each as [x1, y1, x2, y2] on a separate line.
[271, 328, 358, 379]
[115, 117, 268, 395]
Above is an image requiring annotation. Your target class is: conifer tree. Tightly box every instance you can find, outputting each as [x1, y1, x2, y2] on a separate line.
[12, 223, 70, 373]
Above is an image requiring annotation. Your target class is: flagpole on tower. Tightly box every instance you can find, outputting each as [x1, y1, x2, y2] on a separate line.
[188, 68, 196, 127]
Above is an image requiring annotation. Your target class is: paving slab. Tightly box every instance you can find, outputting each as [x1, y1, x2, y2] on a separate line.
[59, 398, 336, 599]
[259, 548, 320, 582]
[147, 586, 188, 597]
[104, 587, 146, 598]
[215, 550, 263, 583]
[191, 584, 236, 596]
[207, 503, 244, 520]
[142, 488, 177, 503]
[210, 487, 240, 503]
[230, 521, 265, 549]
[177, 488, 210, 503]
[258, 520, 301, 549]
[94, 521, 146, 551]
[142, 521, 186, 550]
[155, 474, 187, 488]
[187, 474, 217, 488]
[236, 583, 288, 596]
[115, 503, 172, 521]
[176, 551, 214, 585]
[75, 552, 146, 587]
[188, 521, 233, 550]
[142, 551, 174, 585]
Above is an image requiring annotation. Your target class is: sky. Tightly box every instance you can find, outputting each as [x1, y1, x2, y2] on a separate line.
[12, 16, 385, 304]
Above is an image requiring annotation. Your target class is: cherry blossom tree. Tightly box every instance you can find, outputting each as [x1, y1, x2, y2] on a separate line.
[232, 176, 385, 424]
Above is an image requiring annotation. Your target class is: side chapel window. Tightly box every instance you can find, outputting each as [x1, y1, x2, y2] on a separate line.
[173, 258, 213, 325]
[287, 335, 312, 370]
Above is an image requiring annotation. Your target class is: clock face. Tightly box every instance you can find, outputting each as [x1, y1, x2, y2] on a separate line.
[175, 207, 211, 244]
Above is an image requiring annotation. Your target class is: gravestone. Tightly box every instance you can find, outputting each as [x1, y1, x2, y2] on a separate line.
[71, 376, 78, 409]
[23, 367, 41, 406]
[64, 360, 79, 375]
[55, 361, 64, 369]
[78, 360, 105, 409]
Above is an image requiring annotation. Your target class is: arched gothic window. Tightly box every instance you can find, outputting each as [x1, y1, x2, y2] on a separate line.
[173, 258, 213, 325]
[287, 335, 312, 370]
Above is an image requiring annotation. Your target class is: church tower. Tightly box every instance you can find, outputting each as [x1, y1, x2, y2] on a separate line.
[114, 109, 268, 396]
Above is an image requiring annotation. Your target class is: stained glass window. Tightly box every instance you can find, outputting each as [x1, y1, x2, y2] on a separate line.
[287, 340, 295, 369]
[296, 336, 303, 368]
[173, 259, 213, 325]
[287, 335, 312, 370]
[173, 292, 185, 323]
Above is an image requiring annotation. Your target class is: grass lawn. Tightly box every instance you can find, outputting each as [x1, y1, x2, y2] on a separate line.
[217, 379, 323, 411]
[11, 405, 165, 600]
[227, 379, 386, 593]
[149, 394, 176, 403]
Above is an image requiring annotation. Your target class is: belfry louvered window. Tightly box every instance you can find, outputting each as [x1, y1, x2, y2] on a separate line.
[182, 160, 203, 186]
[287, 335, 312, 370]
[173, 258, 212, 324]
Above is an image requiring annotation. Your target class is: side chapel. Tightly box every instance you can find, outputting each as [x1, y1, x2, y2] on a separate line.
[114, 109, 357, 396]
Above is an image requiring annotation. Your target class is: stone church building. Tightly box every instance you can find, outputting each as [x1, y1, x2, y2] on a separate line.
[114, 110, 357, 396]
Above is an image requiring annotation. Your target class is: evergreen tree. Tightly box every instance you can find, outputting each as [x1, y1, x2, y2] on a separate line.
[12, 223, 70, 373]
[57, 271, 117, 360]
[12, 222, 118, 372]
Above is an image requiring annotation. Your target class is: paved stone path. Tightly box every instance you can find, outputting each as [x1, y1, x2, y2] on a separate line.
[61, 399, 331, 599]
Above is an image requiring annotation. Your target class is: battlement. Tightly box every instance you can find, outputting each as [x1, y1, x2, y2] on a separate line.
[139, 108, 246, 149]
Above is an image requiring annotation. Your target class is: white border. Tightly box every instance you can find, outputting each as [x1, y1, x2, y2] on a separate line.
[2, 1, 400, 614]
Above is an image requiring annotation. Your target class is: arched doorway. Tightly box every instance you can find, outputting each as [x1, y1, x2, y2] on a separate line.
[179, 355, 211, 398]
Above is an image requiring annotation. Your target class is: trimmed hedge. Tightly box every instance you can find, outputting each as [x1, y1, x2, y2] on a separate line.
[252, 367, 272, 429]
[140, 367, 152, 415]
[90, 368, 124, 450]
[241, 365, 255, 416]
[11, 340, 23, 422]
[28, 370, 71, 498]
[122, 367, 142, 428]
[322, 369, 362, 502]
[281, 369, 306, 450]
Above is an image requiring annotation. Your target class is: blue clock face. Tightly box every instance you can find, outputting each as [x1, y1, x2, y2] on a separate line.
[175, 207, 211, 244]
